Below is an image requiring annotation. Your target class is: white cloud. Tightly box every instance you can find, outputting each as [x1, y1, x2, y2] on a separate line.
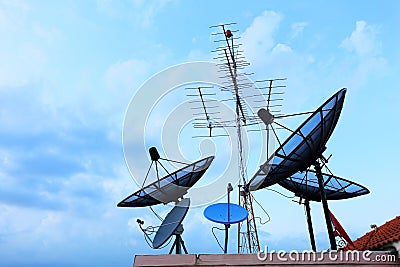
[241, 10, 282, 66]
[239, 11, 317, 113]
[341, 20, 381, 56]
[289, 22, 308, 40]
[339, 20, 387, 90]
[272, 43, 293, 54]
[139, 0, 172, 28]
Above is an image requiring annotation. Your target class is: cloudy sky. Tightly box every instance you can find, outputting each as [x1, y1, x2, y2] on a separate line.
[0, 0, 399, 266]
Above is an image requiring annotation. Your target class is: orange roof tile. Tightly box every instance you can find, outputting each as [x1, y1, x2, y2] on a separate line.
[352, 216, 400, 250]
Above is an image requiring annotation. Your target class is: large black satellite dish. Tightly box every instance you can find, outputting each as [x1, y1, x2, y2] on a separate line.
[279, 170, 369, 251]
[247, 88, 346, 191]
[118, 147, 214, 207]
[246, 88, 365, 251]
[118, 148, 213, 253]
[279, 170, 370, 202]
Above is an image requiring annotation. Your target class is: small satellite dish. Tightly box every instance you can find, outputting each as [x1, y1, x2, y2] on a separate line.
[204, 203, 248, 254]
[247, 88, 347, 191]
[118, 147, 214, 207]
[203, 183, 248, 253]
[204, 203, 248, 224]
[153, 198, 190, 249]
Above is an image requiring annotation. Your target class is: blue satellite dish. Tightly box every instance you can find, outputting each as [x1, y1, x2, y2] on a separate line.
[204, 203, 248, 225]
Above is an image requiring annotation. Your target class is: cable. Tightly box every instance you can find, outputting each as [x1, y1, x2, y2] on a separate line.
[149, 206, 164, 221]
[143, 231, 155, 249]
[139, 221, 179, 250]
[211, 226, 225, 252]
[158, 235, 174, 249]
[252, 194, 271, 225]
[265, 188, 295, 199]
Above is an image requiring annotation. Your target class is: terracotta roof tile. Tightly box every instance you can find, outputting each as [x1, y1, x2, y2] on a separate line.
[352, 216, 400, 250]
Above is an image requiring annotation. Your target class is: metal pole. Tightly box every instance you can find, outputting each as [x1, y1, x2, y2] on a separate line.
[176, 235, 181, 254]
[227, 185, 231, 222]
[304, 199, 317, 251]
[314, 161, 337, 250]
[224, 224, 230, 254]
[169, 239, 175, 254]
[181, 238, 188, 254]
[225, 183, 233, 254]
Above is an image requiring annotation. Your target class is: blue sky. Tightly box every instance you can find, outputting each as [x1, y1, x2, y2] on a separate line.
[0, 0, 399, 266]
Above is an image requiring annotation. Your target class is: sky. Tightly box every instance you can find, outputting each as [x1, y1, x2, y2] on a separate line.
[0, 0, 399, 266]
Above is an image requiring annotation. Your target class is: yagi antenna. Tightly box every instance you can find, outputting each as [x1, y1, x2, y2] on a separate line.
[186, 86, 220, 137]
[198, 87, 212, 136]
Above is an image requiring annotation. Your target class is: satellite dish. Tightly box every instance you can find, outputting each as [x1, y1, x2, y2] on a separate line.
[204, 203, 248, 254]
[153, 198, 190, 250]
[279, 170, 369, 251]
[203, 183, 248, 253]
[204, 203, 248, 224]
[247, 88, 347, 191]
[279, 170, 370, 202]
[118, 147, 214, 207]
[247, 88, 353, 251]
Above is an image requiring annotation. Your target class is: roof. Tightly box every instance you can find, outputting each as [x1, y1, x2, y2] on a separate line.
[352, 216, 400, 250]
[134, 252, 399, 266]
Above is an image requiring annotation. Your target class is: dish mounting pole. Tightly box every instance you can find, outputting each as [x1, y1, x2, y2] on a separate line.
[168, 226, 188, 255]
[314, 160, 337, 250]
[304, 199, 317, 251]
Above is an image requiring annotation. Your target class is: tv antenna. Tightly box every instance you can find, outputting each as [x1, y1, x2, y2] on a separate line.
[187, 23, 292, 253]
[200, 23, 271, 253]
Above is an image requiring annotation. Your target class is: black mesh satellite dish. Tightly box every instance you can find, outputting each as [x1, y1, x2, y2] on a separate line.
[247, 88, 346, 191]
[117, 147, 214, 207]
[245, 88, 360, 251]
[278, 170, 369, 251]
[279, 170, 370, 202]
[152, 198, 190, 252]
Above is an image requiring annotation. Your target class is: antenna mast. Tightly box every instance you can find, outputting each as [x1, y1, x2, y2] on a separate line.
[210, 23, 260, 253]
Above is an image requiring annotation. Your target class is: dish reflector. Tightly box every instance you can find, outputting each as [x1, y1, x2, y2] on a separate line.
[279, 170, 370, 202]
[204, 203, 248, 225]
[118, 156, 214, 207]
[152, 198, 190, 249]
[248, 88, 346, 191]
